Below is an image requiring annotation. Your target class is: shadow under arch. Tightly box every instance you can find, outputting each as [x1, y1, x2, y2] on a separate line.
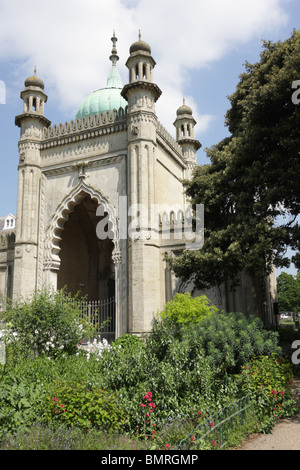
[43, 180, 119, 275]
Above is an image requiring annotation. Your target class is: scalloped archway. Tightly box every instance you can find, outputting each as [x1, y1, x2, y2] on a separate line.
[43, 180, 119, 273]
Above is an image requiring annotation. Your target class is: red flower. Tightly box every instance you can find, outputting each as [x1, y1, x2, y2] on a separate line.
[212, 441, 217, 446]
[141, 403, 146, 407]
[209, 422, 214, 427]
[165, 444, 169, 449]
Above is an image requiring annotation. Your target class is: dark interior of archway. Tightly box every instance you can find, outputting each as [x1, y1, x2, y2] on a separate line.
[57, 196, 115, 301]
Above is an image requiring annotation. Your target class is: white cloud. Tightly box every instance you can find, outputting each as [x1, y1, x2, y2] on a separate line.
[0, 0, 290, 137]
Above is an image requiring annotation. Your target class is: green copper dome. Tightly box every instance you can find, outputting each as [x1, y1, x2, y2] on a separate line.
[76, 32, 127, 120]
[76, 66, 127, 120]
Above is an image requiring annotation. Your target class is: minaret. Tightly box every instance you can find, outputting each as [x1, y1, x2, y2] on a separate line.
[174, 99, 201, 178]
[121, 32, 162, 334]
[13, 68, 51, 300]
[121, 31, 161, 215]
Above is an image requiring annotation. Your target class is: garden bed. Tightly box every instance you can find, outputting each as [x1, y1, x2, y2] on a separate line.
[0, 291, 299, 450]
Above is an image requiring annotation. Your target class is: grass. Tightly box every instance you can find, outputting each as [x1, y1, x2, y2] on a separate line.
[0, 422, 144, 451]
[0, 408, 261, 451]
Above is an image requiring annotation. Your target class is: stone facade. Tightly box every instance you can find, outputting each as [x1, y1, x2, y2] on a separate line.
[0, 33, 277, 332]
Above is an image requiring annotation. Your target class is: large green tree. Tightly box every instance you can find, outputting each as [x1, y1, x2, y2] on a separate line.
[169, 29, 300, 290]
[277, 271, 300, 314]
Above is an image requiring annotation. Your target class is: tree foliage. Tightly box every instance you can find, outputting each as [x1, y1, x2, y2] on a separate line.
[169, 30, 300, 290]
[277, 271, 300, 313]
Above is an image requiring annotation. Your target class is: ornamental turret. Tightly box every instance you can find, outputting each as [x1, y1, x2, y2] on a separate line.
[13, 68, 50, 300]
[174, 99, 201, 177]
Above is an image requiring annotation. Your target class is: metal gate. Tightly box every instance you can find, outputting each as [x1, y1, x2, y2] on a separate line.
[76, 298, 116, 343]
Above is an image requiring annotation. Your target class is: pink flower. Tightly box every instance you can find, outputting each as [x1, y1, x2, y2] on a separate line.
[212, 441, 217, 446]
[165, 444, 169, 449]
[141, 403, 146, 407]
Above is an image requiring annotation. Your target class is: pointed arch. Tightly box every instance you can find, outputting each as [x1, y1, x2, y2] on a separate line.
[43, 180, 119, 271]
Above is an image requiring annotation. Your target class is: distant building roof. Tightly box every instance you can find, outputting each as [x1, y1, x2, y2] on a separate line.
[0, 214, 16, 232]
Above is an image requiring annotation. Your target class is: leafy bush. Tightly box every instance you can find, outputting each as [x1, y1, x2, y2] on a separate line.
[113, 333, 145, 353]
[148, 310, 281, 374]
[42, 380, 128, 432]
[0, 288, 93, 358]
[0, 379, 47, 441]
[237, 354, 297, 432]
[158, 293, 218, 327]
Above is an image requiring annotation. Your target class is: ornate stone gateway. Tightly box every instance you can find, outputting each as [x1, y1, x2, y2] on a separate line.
[0, 32, 277, 336]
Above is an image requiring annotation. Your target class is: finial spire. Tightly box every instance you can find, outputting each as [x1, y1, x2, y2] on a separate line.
[110, 30, 119, 66]
[139, 30, 141, 40]
[34, 65, 37, 76]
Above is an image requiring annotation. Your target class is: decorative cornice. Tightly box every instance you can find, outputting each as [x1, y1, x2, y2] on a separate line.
[15, 112, 51, 128]
[42, 154, 125, 177]
[177, 137, 202, 151]
[121, 81, 162, 102]
[41, 107, 127, 149]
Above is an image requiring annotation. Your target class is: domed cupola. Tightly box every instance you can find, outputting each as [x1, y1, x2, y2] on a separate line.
[24, 71, 45, 90]
[121, 31, 161, 105]
[15, 66, 50, 129]
[129, 35, 152, 55]
[75, 31, 127, 120]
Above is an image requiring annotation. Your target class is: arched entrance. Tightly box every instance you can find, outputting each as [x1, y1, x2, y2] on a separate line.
[57, 196, 115, 301]
[42, 181, 126, 341]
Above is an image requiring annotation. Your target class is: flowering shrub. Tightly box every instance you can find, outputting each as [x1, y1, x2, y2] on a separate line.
[0, 288, 93, 358]
[237, 354, 297, 432]
[42, 380, 128, 432]
[78, 338, 111, 360]
[140, 391, 157, 440]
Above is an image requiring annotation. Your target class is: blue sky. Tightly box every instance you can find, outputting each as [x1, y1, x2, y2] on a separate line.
[0, 0, 299, 275]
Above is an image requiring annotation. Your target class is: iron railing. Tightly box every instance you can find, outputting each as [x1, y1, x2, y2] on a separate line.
[75, 298, 116, 342]
[175, 394, 255, 450]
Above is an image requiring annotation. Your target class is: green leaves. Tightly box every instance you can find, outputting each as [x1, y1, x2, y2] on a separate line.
[238, 355, 296, 432]
[42, 380, 128, 432]
[0, 287, 93, 359]
[169, 29, 300, 289]
[158, 293, 218, 328]
[277, 271, 300, 314]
